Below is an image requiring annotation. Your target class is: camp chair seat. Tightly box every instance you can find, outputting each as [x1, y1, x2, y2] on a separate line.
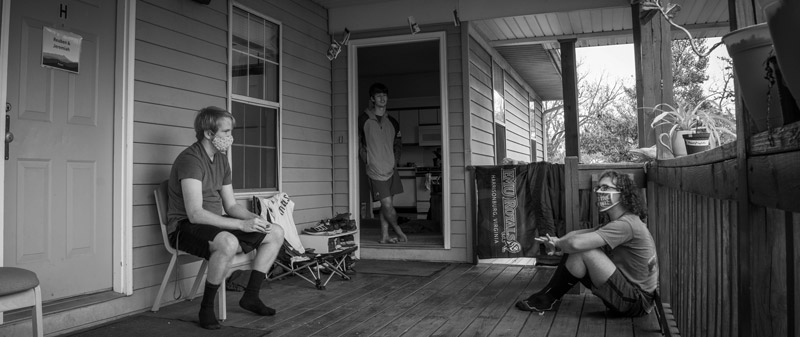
[268, 244, 357, 290]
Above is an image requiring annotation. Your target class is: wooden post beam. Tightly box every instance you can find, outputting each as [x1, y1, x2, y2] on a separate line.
[559, 38, 579, 160]
[632, 1, 674, 157]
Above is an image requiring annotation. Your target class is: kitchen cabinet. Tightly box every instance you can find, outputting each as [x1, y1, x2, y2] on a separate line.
[394, 168, 416, 208]
[389, 109, 419, 144]
[418, 108, 440, 125]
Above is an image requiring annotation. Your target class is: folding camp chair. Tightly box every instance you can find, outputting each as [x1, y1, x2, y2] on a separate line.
[267, 242, 357, 290]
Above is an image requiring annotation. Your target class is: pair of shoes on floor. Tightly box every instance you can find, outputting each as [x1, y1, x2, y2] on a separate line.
[303, 220, 342, 235]
[516, 294, 559, 312]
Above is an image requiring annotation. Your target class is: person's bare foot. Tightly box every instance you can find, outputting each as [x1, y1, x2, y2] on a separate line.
[378, 237, 398, 244]
[398, 234, 408, 242]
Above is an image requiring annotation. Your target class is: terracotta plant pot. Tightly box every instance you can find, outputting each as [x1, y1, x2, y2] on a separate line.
[683, 132, 711, 155]
[762, 0, 800, 116]
[722, 24, 784, 132]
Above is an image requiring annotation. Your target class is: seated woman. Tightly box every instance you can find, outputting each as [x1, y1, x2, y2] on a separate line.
[516, 170, 658, 317]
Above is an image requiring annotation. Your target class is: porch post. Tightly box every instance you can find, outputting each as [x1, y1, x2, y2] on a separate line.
[731, 1, 758, 335]
[559, 38, 579, 160]
[632, 1, 673, 157]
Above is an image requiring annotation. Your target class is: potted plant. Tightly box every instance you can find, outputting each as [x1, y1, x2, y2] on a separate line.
[649, 100, 737, 157]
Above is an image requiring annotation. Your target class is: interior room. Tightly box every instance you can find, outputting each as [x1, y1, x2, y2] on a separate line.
[355, 40, 445, 248]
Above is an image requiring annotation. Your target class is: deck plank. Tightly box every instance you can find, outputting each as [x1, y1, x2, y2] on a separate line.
[457, 266, 534, 336]
[313, 264, 466, 336]
[487, 267, 554, 337]
[575, 294, 606, 337]
[400, 265, 507, 336]
[429, 266, 521, 336]
[365, 264, 492, 337]
[547, 294, 584, 337]
[107, 262, 681, 337]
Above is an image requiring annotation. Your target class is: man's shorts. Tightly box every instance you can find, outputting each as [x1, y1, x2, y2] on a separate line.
[590, 269, 654, 317]
[168, 219, 266, 260]
[370, 170, 403, 201]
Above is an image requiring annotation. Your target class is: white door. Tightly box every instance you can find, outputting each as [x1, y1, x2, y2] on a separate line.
[4, 0, 115, 301]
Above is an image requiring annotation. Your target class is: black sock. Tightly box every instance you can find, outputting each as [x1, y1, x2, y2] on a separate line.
[528, 254, 580, 301]
[239, 270, 275, 316]
[199, 282, 221, 330]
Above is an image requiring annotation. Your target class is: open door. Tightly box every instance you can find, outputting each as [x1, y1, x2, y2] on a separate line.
[348, 32, 450, 253]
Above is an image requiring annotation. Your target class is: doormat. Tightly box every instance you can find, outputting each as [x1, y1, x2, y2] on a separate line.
[69, 315, 265, 337]
[353, 259, 449, 277]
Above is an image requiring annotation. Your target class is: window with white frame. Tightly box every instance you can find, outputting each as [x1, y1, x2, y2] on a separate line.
[230, 5, 280, 190]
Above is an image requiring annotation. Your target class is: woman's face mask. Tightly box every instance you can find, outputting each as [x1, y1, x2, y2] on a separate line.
[595, 184, 621, 212]
[212, 134, 234, 152]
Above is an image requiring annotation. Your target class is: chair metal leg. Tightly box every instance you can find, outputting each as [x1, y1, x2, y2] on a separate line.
[32, 286, 43, 337]
[151, 254, 178, 312]
[187, 260, 208, 300]
[218, 281, 227, 321]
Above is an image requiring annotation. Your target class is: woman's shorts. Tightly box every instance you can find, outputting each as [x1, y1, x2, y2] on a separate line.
[369, 171, 403, 201]
[168, 219, 266, 260]
[590, 269, 654, 317]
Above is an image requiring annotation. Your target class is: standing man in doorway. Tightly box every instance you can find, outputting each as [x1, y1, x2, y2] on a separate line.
[358, 83, 408, 244]
[168, 106, 285, 329]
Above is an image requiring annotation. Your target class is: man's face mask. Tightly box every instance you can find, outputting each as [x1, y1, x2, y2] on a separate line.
[212, 134, 234, 152]
[596, 185, 621, 212]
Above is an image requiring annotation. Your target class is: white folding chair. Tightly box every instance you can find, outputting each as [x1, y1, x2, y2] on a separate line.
[150, 180, 252, 321]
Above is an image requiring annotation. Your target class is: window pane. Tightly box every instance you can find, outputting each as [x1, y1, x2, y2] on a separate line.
[232, 102, 278, 190]
[264, 62, 278, 102]
[232, 8, 248, 53]
[262, 148, 277, 189]
[249, 56, 264, 100]
[231, 145, 244, 189]
[243, 146, 261, 188]
[249, 15, 265, 58]
[262, 107, 276, 147]
[244, 104, 263, 146]
[264, 21, 279, 63]
[232, 52, 248, 96]
[231, 101, 244, 141]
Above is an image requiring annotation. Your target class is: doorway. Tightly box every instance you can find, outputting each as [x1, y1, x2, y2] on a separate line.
[348, 32, 450, 251]
[3, 0, 117, 301]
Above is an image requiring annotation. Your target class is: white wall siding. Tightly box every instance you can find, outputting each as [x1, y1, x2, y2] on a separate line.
[503, 72, 531, 161]
[467, 35, 496, 166]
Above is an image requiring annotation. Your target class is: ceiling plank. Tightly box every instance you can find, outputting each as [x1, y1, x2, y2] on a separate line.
[488, 21, 729, 47]
[459, 0, 629, 21]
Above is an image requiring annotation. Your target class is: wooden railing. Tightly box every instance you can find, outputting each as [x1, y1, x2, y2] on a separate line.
[563, 121, 800, 337]
[648, 120, 800, 337]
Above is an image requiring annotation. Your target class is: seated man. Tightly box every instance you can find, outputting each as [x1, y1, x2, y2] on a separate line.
[167, 106, 285, 329]
[516, 170, 658, 317]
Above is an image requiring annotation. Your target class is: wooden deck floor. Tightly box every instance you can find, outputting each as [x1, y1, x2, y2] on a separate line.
[69, 262, 666, 337]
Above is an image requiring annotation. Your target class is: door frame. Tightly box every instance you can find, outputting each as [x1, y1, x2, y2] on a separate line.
[347, 31, 451, 249]
[0, 0, 136, 296]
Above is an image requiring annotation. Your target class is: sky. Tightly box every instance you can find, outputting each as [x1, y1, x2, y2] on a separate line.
[575, 37, 730, 94]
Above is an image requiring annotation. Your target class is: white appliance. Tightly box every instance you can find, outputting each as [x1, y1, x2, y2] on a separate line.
[418, 125, 442, 146]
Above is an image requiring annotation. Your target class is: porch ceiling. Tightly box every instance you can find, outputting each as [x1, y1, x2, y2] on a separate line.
[313, 0, 731, 102]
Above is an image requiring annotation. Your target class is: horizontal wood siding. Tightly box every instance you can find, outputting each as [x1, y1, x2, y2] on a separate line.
[503, 71, 530, 162]
[466, 31, 544, 166]
[467, 36, 495, 166]
[131, 0, 330, 307]
[532, 100, 544, 161]
[333, 23, 468, 262]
